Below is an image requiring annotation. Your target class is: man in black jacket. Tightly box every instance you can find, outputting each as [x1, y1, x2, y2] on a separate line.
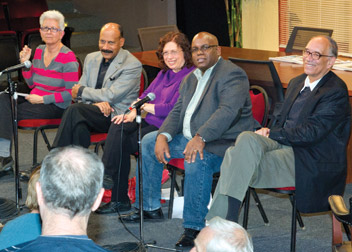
[207, 35, 351, 222]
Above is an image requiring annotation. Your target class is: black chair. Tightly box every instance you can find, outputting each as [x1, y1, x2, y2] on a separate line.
[285, 26, 333, 53]
[0, 30, 20, 91]
[228, 58, 285, 126]
[137, 25, 178, 51]
[329, 195, 352, 252]
[243, 187, 305, 252]
[21, 28, 42, 60]
[0, 30, 19, 71]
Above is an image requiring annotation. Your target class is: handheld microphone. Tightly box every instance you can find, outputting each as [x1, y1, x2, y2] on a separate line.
[125, 92, 156, 113]
[1, 61, 32, 74]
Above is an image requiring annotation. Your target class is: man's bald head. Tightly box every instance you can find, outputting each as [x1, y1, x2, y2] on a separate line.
[192, 32, 219, 46]
[191, 32, 221, 73]
[99, 22, 125, 62]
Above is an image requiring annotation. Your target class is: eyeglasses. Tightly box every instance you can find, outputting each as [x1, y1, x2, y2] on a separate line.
[161, 50, 182, 57]
[40, 26, 62, 33]
[302, 49, 334, 60]
[191, 45, 218, 54]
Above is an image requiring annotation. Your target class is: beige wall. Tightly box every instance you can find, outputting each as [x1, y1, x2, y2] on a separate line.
[242, 0, 279, 51]
[73, 0, 176, 48]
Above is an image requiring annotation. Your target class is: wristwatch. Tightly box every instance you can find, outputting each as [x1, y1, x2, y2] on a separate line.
[195, 133, 206, 143]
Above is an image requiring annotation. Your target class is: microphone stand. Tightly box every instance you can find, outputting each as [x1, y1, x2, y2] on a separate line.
[8, 72, 22, 208]
[0, 72, 20, 219]
[109, 108, 179, 252]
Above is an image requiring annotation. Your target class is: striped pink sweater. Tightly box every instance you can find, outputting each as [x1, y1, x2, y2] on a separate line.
[22, 45, 79, 109]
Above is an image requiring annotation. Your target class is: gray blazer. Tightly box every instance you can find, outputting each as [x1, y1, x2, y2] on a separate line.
[79, 48, 142, 116]
[158, 57, 260, 157]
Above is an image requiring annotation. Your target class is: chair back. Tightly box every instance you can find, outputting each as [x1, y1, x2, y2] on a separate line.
[285, 26, 333, 53]
[0, 30, 19, 71]
[328, 195, 352, 252]
[229, 58, 284, 125]
[137, 25, 178, 51]
[0, 0, 47, 32]
[250, 85, 269, 127]
[138, 67, 149, 96]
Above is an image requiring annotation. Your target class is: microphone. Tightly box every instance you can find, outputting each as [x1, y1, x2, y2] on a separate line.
[1, 61, 32, 74]
[125, 92, 156, 113]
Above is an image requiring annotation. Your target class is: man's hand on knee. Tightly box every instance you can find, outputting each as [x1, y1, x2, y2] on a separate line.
[155, 134, 170, 164]
[183, 135, 205, 163]
[93, 102, 113, 117]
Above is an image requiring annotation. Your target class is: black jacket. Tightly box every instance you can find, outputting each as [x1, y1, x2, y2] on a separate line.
[269, 71, 351, 213]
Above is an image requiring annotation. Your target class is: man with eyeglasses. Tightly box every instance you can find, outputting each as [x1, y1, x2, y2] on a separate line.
[207, 36, 351, 227]
[121, 32, 260, 249]
[52, 23, 141, 149]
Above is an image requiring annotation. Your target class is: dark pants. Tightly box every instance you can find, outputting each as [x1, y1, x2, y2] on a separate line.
[102, 119, 158, 203]
[0, 93, 64, 141]
[53, 103, 111, 148]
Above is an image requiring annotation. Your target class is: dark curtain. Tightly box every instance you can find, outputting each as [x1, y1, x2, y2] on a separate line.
[176, 0, 230, 46]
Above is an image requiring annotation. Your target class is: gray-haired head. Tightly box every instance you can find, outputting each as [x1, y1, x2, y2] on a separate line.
[39, 10, 65, 31]
[311, 35, 338, 58]
[206, 217, 253, 252]
[39, 146, 104, 218]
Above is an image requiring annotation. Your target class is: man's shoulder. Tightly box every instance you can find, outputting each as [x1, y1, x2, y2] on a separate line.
[114, 48, 141, 67]
[214, 58, 247, 77]
[2, 235, 109, 252]
[85, 51, 102, 62]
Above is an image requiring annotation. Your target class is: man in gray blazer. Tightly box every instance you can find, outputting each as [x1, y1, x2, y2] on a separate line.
[52, 23, 141, 148]
[121, 32, 259, 249]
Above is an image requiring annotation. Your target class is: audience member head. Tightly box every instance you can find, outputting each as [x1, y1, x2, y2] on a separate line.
[303, 35, 337, 82]
[157, 31, 193, 72]
[191, 32, 221, 73]
[25, 166, 41, 211]
[39, 10, 65, 45]
[37, 146, 104, 218]
[99, 23, 125, 62]
[191, 217, 253, 252]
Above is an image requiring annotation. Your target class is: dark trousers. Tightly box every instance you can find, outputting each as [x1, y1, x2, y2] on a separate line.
[0, 93, 64, 141]
[102, 119, 158, 203]
[53, 103, 111, 148]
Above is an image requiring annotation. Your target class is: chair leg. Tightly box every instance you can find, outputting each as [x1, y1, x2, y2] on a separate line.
[168, 168, 177, 219]
[33, 128, 40, 166]
[250, 188, 269, 225]
[288, 194, 305, 229]
[289, 194, 297, 252]
[94, 140, 105, 154]
[242, 189, 251, 229]
[40, 128, 52, 151]
[174, 180, 181, 195]
[343, 223, 352, 241]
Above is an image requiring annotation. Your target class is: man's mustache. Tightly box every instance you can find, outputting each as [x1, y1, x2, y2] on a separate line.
[101, 49, 113, 54]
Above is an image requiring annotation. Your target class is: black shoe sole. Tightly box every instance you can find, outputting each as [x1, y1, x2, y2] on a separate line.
[119, 216, 164, 223]
[95, 207, 131, 215]
[0, 160, 13, 172]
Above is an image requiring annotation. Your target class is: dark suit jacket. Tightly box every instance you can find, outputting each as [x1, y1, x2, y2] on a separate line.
[269, 71, 351, 213]
[158, 57, 260, 157]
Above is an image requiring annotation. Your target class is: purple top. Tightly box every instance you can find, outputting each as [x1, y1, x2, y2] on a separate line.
[140, 66, 195, 128]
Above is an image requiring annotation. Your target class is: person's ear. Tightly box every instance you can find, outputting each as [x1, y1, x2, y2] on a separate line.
[91, 188, 104, 211]
[36, 182, 44, 207]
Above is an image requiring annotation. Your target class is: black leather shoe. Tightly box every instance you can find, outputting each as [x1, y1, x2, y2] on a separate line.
[95, 201, 131, 214]
[120, 208, 164, 223]
[19, 170, 31, 182]
[103, 174, 114, 190]
[175, 228, 200, 249]
[0, 156, 13, 172]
